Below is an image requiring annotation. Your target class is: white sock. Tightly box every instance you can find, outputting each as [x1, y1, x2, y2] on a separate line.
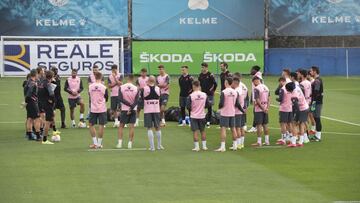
[92, 137, 97, 145]
[97, 138, 103, 146]
[115, 118, 119, 123]
[291, 136, 297, 145]
[118, 139, 122, 145]
[316, 131, 322, 139]
[236, 138, 241, 145]
[72, 120, 75, 125]
[281, 133, 286, 140]
[304, 133, 309, 141]
[220, 141, 225, 149]
[194, 141, 199, 149]
[147, 130, 154, 149]
[265, 135, 269, 143]
[257, 137, 262, 144]
[241, 136, 245, 145]
[202, 140, 207, 148]
[233, 140, 237, 148]
[156, 130, 162, 148]
[162, 118, 165, 123]
[80, 114, 84, 120]
[182, 120, 186, 124]
[206, 122, 210, 125]
[299, 135, 304, 144]
[135, 118, 139, 124]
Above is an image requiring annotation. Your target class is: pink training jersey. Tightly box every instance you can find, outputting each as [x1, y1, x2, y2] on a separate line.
[189, 90, 207, 119]
[157, 74, 170, 95]
[251, 71, 263, 101]
[279, 86, 293, 112]
[108, 73, 121, 97]
[300, 79, 312, 104]
[67, 76, 81, 99]
[220, 88, 238, 117]
[119, 83, 138, 111]
[292, 87, 309, 111]
[254, 84, 270, 113]
[137, 76, 149, 89]
[89, 83, 107, 113]
[143, 85, 161, 114]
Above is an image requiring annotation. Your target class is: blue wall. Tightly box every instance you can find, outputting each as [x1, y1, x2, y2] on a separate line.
[266, 48, 360, 76]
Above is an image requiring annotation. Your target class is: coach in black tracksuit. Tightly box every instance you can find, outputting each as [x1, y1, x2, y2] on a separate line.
[51, 67, 66, 128]
[178, 66, 194, 125]
[220, 62, 231, 91]
[198, 62, 217, 127]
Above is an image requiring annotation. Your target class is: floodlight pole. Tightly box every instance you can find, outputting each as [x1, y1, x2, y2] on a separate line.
[346, 49, 349, 79]
[264, 0, 269, 74]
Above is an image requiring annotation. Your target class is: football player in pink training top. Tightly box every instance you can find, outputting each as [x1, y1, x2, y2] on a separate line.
[215, 77, 243, 152]
[298, 69, 312, 143]
[116, 75, 139, 149]
[156, 65, 170, 127]
[135, 68, 149, 127]
[107, 65, 122, 128]
[187, 80, 209, 152]
[232, 73, 249, 150]
[64, 69, 85, 128]
[142, 76, 164, 151]
[88, 72, 108, 149]
[251, 76, 271, 147]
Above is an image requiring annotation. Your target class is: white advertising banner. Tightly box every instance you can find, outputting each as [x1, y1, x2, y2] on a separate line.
[2, 40, 120, 76]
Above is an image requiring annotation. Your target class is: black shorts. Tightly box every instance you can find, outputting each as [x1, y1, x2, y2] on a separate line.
[38, 101, 46, 113]
[294, 109, 309, 123]
[110, 96, 119, 111]
[144, 113, 161, 128]
[190, 118, 206, 132]
[68, 97, 81, 109]
[26, 101, 40, 119]
[54, 97, 65, 109]
[160, 94, 169, 106]
[119, 110, 136, 124]
[235, 114, 246, 128]
[279, 111, 293, 123]
[89, 112, 107, 125]
[137, 98, 144, 110]
[220, 116, 235, 128]
[44, 103, 54, 122]
[179, 96, 187, 108]
[254, 112, 269, 125]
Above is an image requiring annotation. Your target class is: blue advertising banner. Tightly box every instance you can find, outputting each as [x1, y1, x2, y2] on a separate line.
[0, 0, 128, 36]
[132, 0, 264, 40]
[270, 0, 360, 36]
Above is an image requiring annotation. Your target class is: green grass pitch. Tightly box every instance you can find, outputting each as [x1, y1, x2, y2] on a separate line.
[0, 76, 359, 203]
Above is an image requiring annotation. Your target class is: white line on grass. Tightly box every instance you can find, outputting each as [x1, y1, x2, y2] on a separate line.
[269, 104, 360, 127]
[88, 148, 148, 152]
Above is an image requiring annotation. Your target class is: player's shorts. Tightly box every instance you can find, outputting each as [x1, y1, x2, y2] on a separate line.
[179, 96, 187, 108]
[110, 96, 119, 111]
[89, 112, 107, 125]
[26, 101, 40, 119]
[44, 103, 54, 122]
[119, 110, 136, 124]
[190, 118, 206, 132]
[137, 98, 144, 110]
[38, 101, 46, 113]
[254, 112, 269, 125]
[220, 116, 235, 128]
[207, 96, 214, 106]
[144, 113, 161, 128]
[68, 97, 81, 109]
[311, 104, 322, 118]
[54, 97, 65, 109]
[160, 94, 169, 106]
[279, 111, 293, 123]
[235, 114, 246, 128]
[295, 109, 309, 123]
